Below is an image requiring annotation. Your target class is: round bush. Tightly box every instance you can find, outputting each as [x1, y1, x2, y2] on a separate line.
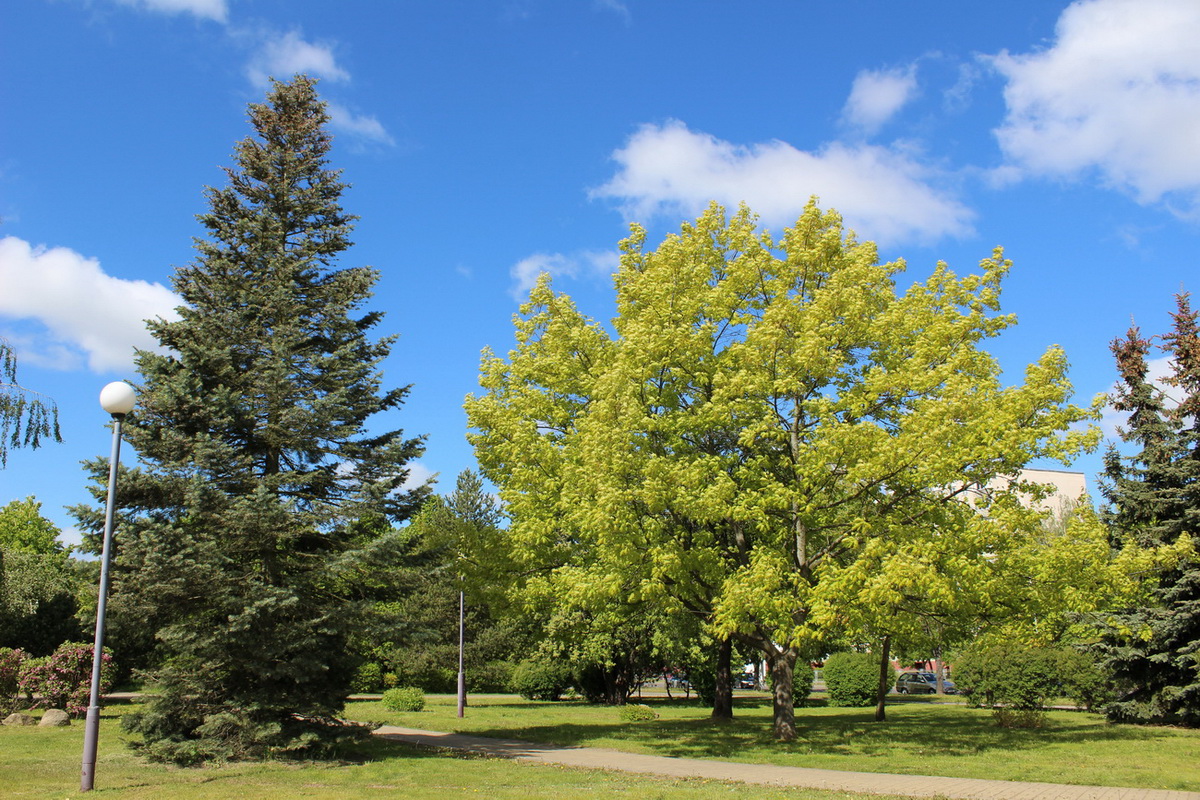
[618, 703, 658, 722]
[823, 652, 891, 707]
[381, 686, 425, 712]
[509, 659, 572, 701]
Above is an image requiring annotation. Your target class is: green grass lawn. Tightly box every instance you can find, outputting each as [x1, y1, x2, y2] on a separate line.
[351, 693, 1199, 793]
[0, 702, 906, 800]
[3, 694, 1196, 798]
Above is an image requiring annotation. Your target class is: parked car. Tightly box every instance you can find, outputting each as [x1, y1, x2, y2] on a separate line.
[735, 672, 758, 689]
[895, 671, 957, 694]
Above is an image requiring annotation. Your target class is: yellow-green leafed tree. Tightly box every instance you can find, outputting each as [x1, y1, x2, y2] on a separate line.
[466, 201, 1098, 740]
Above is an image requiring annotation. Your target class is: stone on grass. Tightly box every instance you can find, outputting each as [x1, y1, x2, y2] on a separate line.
[38, 709, 71, 726]
[3, 712, 36, 726]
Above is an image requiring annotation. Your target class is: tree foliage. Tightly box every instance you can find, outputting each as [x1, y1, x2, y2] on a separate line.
[0, 338, 61, 467]
[467, 201, 1100, 740]
[71, 75, 426, 763]
[1097, 293, 1200, 726]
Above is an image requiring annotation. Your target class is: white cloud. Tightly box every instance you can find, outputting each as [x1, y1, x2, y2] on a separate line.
[991, 0, 1200, 212]
[592, 120, 973, 245]
[327, 102, 394, 146]
[115, 0, 227, 23]
[247, 30, 350, 88]
[510, 250, 618, 301]
[401, 461, 437, 493]
[0, 237, 180, 373]
[842, 65, 918, 134]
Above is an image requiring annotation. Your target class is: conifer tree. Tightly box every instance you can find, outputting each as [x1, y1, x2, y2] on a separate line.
[73, 75, 427, 762]
[1098, 295, 1200, 726]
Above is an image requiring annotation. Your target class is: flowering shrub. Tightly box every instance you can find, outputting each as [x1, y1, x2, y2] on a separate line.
[0, 647, 26, 713]
[17, 641, 113, 717]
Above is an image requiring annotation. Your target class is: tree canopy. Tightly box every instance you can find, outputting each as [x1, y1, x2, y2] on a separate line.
[467, 201, 1103, 739]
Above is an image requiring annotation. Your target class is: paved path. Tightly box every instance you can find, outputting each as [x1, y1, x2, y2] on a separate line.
[374, 726, 1198, 800]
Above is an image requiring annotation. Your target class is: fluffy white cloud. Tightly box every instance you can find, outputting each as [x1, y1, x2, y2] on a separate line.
[115, 0, 227, 23]
[842, 65, 918, 134]
[592, 120, 973, 245]
[510, 250, 618, 301]
[0, 237, 180, 373]
[991, 0, 1200, 211]
[247, 30, 350, 87]
[327, 102, 394, 146]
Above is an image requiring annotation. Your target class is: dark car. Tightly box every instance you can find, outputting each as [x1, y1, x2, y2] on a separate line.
[895, 671, 957, 695]
[735, 672, 758, 689]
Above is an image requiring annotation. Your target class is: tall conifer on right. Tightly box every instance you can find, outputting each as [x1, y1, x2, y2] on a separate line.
[1098, 294, 1200, 726]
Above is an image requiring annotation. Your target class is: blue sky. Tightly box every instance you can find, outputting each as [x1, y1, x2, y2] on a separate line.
[3, 0, 1198, 547]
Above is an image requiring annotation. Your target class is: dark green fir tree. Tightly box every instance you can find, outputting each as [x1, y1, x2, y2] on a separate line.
[1098, 296, 1200, 726]
[72, 75, 427, 762]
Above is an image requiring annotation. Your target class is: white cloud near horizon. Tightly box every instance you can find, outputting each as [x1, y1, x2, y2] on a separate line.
[510, 250, 619, 301]
[991, 0, 1200, 213]
[592, 120, 973, 245]
[247, 30, 350, 88]
[114, 0, 227, 23]
[842, 65, 918, 134]
[0, 237, 180, 373]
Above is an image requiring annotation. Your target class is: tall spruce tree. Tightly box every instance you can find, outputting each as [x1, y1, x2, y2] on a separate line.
[1098, 296, 1200, 726]
[73, 75, 427, 761]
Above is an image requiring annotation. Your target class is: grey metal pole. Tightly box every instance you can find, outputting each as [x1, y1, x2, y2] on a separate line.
[456, 588, 466, 718]
[81, 413, 124, 792]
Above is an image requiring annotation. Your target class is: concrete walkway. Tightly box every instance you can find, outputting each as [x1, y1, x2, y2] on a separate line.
[374, 726, 1199, 800]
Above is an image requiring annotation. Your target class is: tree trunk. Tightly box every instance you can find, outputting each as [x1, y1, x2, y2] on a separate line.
[712, 636, 734, 719]
[768, 648, 797, 740]
[875, 634, 891, 722]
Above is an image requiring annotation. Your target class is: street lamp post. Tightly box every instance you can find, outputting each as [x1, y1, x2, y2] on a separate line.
[81, 381, 136, 793]
[457, 584, 466, 718]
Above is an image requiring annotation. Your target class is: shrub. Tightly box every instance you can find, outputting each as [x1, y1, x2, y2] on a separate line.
[954, 641, 1059, 712]
[467, 660, 514, 693]
[381, 686, 425, 712]
[0, 648, 26, 713]
[794, 661, 816, 705]
[1058, 648, 1115, 711]
[823, 652, 891, 707]
[17, 641, 113, 717]
[350, 662, 384, 693]
[509, 659, 573, 701]
[618, 703, 658, 722]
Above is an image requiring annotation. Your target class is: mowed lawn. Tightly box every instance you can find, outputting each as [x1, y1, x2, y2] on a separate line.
[3, 693, 1196, 798]
[351, 692, 1199, 793]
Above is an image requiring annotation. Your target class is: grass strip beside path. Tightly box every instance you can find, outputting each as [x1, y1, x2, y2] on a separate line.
[349, 694, 1197, 793]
